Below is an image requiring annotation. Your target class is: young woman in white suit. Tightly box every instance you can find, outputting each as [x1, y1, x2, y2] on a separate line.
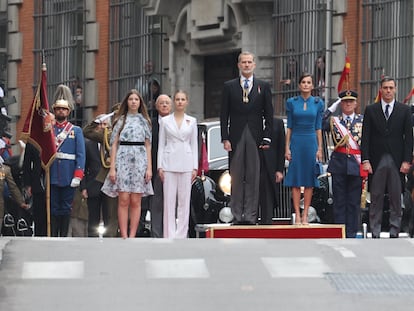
[158, 90, 198, 238]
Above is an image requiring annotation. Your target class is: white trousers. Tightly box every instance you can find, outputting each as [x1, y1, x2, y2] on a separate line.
[163, 171, 192, 238]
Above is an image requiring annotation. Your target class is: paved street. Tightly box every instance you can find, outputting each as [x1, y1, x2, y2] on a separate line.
[1, 237, 414, 311]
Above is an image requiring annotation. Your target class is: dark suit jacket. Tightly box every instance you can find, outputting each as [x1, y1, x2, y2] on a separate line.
[22, 143, 44, 193]
[220, 77, 273, 158]
[361, 101, 413, 177]
[151, 116, 160, 178]
[80, 138, 103, 198]
[262, 117, 285, 180]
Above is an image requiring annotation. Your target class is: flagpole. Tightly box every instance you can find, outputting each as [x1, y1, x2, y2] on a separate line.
[45, 166, 51, 236]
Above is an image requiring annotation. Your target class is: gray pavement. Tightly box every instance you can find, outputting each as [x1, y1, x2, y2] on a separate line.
[1, 237, 414, 311]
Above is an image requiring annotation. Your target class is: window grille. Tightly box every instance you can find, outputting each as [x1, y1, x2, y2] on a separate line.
[272, 0, 330, 116]
[33, 0, 84, 125]
[360, 0, 414, 110]
[109, 0, 164, 117]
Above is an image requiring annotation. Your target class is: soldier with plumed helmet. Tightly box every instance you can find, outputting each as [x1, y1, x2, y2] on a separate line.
[50, 84, 86, 237]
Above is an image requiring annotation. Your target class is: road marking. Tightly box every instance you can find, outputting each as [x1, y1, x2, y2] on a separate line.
[318, 241, 356, 258]
[22, 261, 84, 279]
[262, 257, 331, 278]
[146, 258, 210, 278]
[385, 257, 414, 275]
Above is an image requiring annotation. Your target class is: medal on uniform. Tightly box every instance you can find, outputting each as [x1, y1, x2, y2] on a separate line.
[243, 89, 249, 103]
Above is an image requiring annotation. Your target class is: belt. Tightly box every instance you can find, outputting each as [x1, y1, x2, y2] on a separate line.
[119, 141, 145, 146]
[335, 146, 361, 155]
[56, 152, 76, 160]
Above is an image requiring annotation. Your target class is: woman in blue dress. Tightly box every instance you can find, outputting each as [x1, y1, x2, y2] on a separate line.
[284, 73, 324, 225]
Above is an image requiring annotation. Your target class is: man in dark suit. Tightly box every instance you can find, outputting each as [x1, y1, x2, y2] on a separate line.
[220, 51, 274, 224]
[81, 116, 109, 237]
[323, 90, 364, 238]
[145, 94, 172, 237]
[22, 143, 46, 236]
[259, 117, 285, 224]
[361, 76, 413, 238]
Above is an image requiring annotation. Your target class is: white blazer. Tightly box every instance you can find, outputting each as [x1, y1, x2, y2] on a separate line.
[157, 113, 198, 172]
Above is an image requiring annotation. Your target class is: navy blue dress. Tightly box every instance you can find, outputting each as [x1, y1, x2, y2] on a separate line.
[284, 96, 324, 187]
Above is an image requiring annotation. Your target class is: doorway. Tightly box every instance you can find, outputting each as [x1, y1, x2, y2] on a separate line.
[204, 52, 239, 119]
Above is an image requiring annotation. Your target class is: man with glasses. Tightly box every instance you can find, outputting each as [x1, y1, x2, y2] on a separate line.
[50, 85, 85, 237]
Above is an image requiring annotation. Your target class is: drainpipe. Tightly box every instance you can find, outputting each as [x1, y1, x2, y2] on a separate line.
[325, 0, 333, 106]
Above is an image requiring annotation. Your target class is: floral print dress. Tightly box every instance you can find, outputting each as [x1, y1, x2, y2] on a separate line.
[101, 113, 153, 197]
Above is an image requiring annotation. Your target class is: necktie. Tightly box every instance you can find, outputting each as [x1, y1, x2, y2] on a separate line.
[385, 104, 390, 119]
[346, 116, 352, 129]
[244, 79, 249, 90]
[243, 79, 249, 103]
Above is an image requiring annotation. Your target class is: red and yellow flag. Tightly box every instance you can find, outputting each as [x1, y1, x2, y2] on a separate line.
[337, 56, 351, 92]
[21, 64, 56, 168]
[374, 89, 382, 103]
[402, 87, 414, 104]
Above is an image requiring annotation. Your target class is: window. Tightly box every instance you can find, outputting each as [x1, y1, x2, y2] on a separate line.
[33, 0, 84, 93]
[109, 0, 165, 116]
[360, 0, 414, 110]
[272, 0, 329, 115]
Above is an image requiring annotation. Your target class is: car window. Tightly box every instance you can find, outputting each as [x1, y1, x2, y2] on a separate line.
[208, 125, 227, 161]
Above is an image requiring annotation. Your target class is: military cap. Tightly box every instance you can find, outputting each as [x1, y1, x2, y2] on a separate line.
[339, 90, 358, 100]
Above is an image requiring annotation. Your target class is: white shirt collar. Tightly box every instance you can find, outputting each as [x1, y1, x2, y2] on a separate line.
[342, 113, 355, 121]
[381, 99, 395, 110]
[240, 75, 252, 84]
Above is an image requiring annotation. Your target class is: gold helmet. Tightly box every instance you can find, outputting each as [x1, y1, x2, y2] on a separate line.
[52, 84, 74, 111]
[53, 99, 70, 110]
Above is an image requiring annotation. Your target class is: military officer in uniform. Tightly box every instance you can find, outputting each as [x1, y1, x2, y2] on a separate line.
[323, 90, 364, 238]
[50, 85, 86, 237]
[83, 106, 119, 237]
[0, 161, 28, 234]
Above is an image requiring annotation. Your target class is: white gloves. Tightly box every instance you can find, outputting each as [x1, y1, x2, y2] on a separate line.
[328, 97, 341, 113]
[94, 112, 115, 124]
[70, 177, 81, 188]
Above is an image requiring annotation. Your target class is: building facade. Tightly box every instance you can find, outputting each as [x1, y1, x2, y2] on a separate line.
[0, 0, 413, 151]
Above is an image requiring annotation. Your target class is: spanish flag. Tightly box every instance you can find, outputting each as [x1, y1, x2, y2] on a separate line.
[337, 56, 351, 92]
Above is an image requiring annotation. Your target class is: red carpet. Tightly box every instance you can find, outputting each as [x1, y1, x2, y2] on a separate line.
[201, 224, 345, 239]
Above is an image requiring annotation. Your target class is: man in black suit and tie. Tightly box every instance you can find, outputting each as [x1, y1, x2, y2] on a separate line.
[220, 51, 274, 224]
[361, 76, 413, 238]
[259, 117, 285, 224]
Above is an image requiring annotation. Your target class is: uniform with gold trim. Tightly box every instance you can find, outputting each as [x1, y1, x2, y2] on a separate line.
[322, 90, 363, 238]
[49, 85, 85, 237]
